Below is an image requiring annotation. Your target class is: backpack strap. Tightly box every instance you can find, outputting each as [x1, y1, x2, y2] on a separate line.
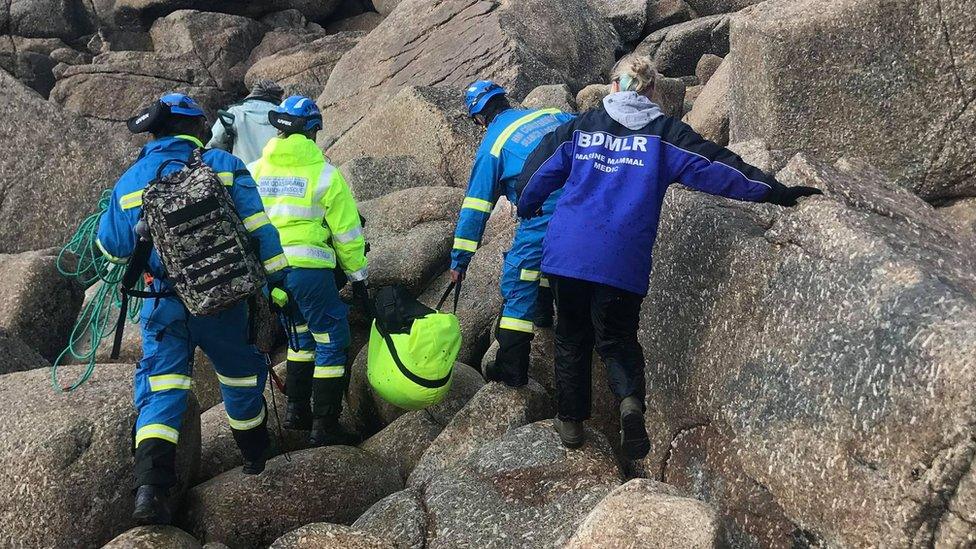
[376, 325, 452, 389]
[110, 237, 174, 359]
[436, 281, 461, 313]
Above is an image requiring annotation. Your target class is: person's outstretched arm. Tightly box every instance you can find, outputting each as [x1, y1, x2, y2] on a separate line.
[516, 121, 577, 218]
[662, 119, 820, 206]
[450, 150, 502, 276]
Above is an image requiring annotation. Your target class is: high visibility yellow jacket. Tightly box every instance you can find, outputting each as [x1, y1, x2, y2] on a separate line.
[249, 134, 367, 280]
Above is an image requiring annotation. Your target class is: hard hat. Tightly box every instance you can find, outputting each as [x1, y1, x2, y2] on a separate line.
[464, 80, 506, 117]
[269, 95, 323, 133]
[127, 92, 205, 134]
[159, 93, 205, 117]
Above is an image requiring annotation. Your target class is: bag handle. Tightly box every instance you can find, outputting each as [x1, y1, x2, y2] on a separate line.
[154, 158, 190, 179]
[376, 326, 452, 389]
[435, 280, 461, 313]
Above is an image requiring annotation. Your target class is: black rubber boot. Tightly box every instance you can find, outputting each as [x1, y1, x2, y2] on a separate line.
[493, 328, 531, 387]
[620, 395, 650, 460]
[283, 400, 312, 430]
[233, 404, 271, 475]
[132, 485, 171, 525]
[309, 417, 360, 447]
[533, 285, 555, 328]
[554, 419, 585, 449]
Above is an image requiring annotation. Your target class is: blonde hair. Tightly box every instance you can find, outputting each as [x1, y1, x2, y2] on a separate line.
[610, 54, 657, 94]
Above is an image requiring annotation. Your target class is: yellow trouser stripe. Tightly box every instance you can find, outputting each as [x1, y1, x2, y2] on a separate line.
[500, 316, 534, 333]
[148, 374, 192, 392]
[462, 197, 493, 213]
[217, 373, 257, 387]
[453, 238, 479, 253]
[95, 238, 129, 264]
[490, 109, 561, 157]
[263, 253, 288, 273]
[288, 349, 315, 362]
[227, 407, 266, 430]
[243, 211, 270, 232]
[217, 172, 234, 186]
[295, 324, 309, 334]
[135, 424, 179, 447]
[539, 277, 550, 288]
[520, 269, 541, 281]
[314, 365, 345, 379]
[120, 189, 143, 210]
[312, 331, 331, 344]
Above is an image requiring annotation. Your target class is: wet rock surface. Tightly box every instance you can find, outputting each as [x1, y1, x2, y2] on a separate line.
[245, 32, 363, 98]
[352, 488, 428, 549]
[103, 525, 203, 548]
[270, 523, 395, 549]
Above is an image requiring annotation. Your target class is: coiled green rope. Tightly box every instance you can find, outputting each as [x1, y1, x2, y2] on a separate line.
[52, 190, 142, 393]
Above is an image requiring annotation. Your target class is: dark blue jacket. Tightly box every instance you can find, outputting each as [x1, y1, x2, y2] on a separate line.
[517, 94, 776, 295]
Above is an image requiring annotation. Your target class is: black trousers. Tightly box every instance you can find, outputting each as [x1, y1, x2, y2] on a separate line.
[286, 360, 346, 420]
[493, 287, 555, 386]
[549, 275, 646, 421]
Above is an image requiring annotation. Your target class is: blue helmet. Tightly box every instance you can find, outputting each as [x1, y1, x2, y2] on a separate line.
[269, 95, 323, 133]
[464, 80, 506, 117]
[127, 92, 205, 133]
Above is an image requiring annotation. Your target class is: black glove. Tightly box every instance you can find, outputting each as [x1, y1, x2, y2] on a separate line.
[351, 280, 373, 318]
[764, 182, 823, 207]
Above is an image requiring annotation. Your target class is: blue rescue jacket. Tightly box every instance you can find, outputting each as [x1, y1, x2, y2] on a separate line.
[517, 94, 776, 295]
[450, 107, 575, 271]
[96, 135, 287, 296]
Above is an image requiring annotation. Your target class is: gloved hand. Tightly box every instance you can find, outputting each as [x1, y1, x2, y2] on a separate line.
[270, 287, 289, 308]
[450, 269, 465, 284]
[351, 280, 373, 318]
[764, 182, 823, 207]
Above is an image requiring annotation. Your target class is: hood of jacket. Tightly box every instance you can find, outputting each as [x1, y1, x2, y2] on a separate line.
[602, 91, 664, 130]
[261, 133, 324, 168]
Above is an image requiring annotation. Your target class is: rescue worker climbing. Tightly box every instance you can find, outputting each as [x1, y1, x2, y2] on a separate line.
[97, 93, 289, 524]
[450, 80, 574, 387]
[517, 55, 822, 459]
[249, 95, 368, 446]
[207, 80, 285, 164]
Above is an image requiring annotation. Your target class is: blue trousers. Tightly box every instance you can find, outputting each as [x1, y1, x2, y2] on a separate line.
[133, 295, 268, 486]
[281, 267, 350, 418]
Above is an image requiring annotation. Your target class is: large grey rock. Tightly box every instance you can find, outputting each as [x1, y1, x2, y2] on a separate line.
[352, 488, 427, 549]
[372, 0, 404, 16]
[2, 0, 95, 41]
[522, 83, 578, 112]
[317, 0, 619, 144]
[327, 86, 483, 187]
[341, 156, 446, 201]
[247, 28, 327, 66]
[0, 328, 48, 374]
[646, 0, 697, 33]
[0, 364, 200, 548]
[729, 0, 976, 201]
[359, 186, 464, 292]
[361, 411, 442, 480]
[326, 11, 385, 33]
[180, 445, 402, 548]
[635, 14, 730, 76]
[695, 53, 723, 85]
[110, 0, 344, 29]
[421, 420, 621, 548]
[0, 70, 130, 253]
[638, 153, 976, 546]
[938, 198, 976, 240]
[150, 10, 266, 94]
[0, 36, 70, 96]
[103, 526, 202, 549]
[270, 523, 394, 549]
[597, 0, 650, 43]
[408, 381, 554, 486]
[245, 32, 364, 99]
[0, 249, 84, 361]
[727, 138, 791, 174]
[566, 479, 724, 548]
[653, 73, 687, 118]
[685, 0, 763, 15]
[683, 55, 730, 144]
[576, 83, 609, 111]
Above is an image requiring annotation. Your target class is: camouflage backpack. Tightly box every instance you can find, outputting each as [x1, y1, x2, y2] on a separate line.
[140, 148, 266, 316]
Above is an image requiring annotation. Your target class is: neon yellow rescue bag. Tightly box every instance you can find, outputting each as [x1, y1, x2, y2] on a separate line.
[367, 284, 462, 410]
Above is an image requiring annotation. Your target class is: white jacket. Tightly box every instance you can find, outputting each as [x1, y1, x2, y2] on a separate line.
[207, 98, 279, 165]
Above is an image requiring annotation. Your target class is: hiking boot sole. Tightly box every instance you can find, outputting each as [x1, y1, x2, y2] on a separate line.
[555, 420, 585, 449]
[132, 505, 171, 526]
[620, 410, 650, 460]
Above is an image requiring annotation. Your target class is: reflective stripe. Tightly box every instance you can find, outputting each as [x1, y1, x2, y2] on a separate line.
[242, 211, 271, 232]
[462, 197, 493, 213]
[266, 203, 325, 220]
[174, 134, 204, 148]
[217, 171, 234, 186]
[227, 407, 266, 431]
[148, 374, 192, 392]
[284, 245, 335, 264]
[135, 423, 179, 447]
[288, 349, 315, 362]
[295, 324, 309, 334]
[333, 226, 363, 243]
[314, 365, 345, 379]
[453, 238, 479, 253]
[491, 109, 561, 157]
[263, 253, 288, 273]
[346, 267, 367, 282]
[311, 331, 331, 344]
[539, 277, 550, 288]
[120, 189, 143, 210]
[217, 373, 258, 387]
[520, 269, 541, 281]
[499, 316, 534, 333]
[95, 238, 128, 264]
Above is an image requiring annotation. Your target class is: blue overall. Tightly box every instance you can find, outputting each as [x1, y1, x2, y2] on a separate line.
[96, 135, 287, 486]
[450, 108, 574, 384]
